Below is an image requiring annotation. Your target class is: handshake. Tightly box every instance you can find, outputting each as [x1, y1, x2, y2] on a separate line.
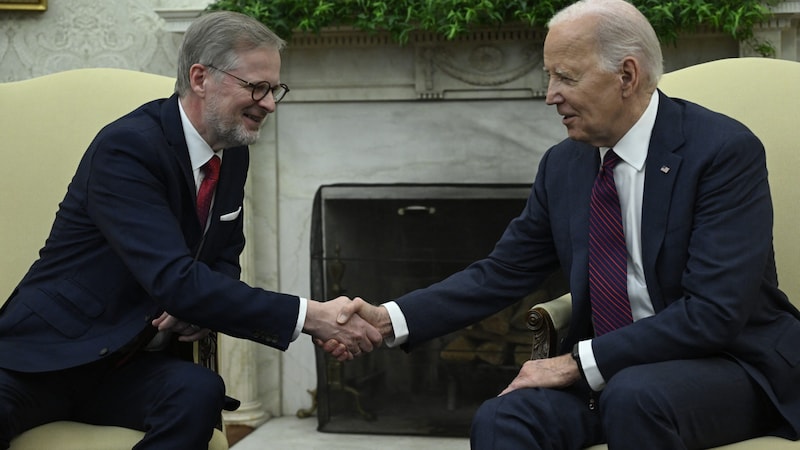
[303, 296, 391, 362]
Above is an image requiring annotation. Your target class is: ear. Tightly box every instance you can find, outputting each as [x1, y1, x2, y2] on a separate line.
[188, 64, 209, 98]
[619, 57, 640, 98]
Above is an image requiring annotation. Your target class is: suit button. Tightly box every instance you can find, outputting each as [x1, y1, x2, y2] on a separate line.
[99, 347, 109, 356]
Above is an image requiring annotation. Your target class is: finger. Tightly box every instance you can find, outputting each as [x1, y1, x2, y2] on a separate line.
[178, 327, 210, 342]
[316, 339, 350, 360]
[331, 344, 349, 359]
[333, 348, 351, 361]
[350, 332, 370, 353]
[336, 299, 360, 324]
[336, 351, 354, 362]
[498, 378, 520, 396]
[156, 314, 180, 331]
[151, 311, 170, 327]
[320, 339, 340, 353]
[365, 324, 383, 347]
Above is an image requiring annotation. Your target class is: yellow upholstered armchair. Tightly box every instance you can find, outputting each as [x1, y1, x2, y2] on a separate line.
[0, 69, 228, 450]
[526, 57, 800, 450]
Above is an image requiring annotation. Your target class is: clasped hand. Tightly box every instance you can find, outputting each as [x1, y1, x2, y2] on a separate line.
[152, 311, 211, 342]
[305, 296, 384, 362]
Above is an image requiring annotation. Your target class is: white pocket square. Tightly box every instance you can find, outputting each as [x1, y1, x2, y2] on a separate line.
[219, 206, 242, 222]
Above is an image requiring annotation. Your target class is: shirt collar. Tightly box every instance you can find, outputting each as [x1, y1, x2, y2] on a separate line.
[600, 90, 659, 171]
[178, 99, 223, 171]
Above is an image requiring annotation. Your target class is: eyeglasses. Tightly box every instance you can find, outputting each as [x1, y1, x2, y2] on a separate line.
[206, 65, 290, 103]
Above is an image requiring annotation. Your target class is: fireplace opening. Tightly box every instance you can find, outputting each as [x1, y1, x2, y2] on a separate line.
[310, 183, 549, 437]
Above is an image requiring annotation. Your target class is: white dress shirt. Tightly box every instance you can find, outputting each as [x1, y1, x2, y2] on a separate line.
[383, 91, 661, 391]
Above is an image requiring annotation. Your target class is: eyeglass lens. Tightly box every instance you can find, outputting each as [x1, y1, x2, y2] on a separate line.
[252, 83, 288, 103]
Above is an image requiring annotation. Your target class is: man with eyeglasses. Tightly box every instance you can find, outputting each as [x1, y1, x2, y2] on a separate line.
[0, 11, 380, 449]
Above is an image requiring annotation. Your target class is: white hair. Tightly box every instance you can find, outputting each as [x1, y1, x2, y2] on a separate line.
[548, 0, 663, 90]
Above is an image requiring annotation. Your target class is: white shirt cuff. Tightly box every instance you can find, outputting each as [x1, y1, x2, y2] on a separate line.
[292, 297, 307, 341]
[579, 339, 607, 391]
[381, 301, 409, 347]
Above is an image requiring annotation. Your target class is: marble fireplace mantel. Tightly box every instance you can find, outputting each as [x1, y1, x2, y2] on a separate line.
[155, 5, 799, 426]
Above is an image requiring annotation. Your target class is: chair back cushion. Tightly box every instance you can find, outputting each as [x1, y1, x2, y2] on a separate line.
[0, 69, 175, 305]
[659, 57, 800, 306]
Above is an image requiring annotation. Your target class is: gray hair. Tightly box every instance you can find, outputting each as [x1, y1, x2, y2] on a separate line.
[548, 0, 663, 90]
[175, 11, 286, 96]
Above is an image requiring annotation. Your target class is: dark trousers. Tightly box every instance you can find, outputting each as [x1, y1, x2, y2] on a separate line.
[0, 351, 225, 450]
[470, 357, 781, 450]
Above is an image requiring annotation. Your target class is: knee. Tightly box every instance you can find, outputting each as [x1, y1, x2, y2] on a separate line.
[471, 395, 500, 435]
[168, 365, 226, 413]
[471, 390, 551, 450]
[602, 367, 673, 425]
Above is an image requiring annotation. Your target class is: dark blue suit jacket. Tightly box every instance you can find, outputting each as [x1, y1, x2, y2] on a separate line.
[395, 91, 800, 438]
[0, 95, 300, 372]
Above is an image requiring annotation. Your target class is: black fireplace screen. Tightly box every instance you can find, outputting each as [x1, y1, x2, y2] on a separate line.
[310, 183, 543, 437]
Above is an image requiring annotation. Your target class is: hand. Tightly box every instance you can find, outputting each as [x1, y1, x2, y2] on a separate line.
[499, 354, 581, 396]
[304, 296, 383, 360]
[335, 297, 394, 339]
[315, 338, 351, 362]
[152, 312, 211, 343]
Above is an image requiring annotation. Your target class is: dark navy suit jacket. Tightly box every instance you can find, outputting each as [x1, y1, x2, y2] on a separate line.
[0, 95, 300, 372]
[394, 91, 800, 438]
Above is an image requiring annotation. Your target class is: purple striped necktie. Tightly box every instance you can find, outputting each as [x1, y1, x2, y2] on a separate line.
[589, 149, 632, 336]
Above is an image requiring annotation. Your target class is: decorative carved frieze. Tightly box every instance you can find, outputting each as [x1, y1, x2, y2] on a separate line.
[281, 26, 547, 101]
[414, 29, 546, 99]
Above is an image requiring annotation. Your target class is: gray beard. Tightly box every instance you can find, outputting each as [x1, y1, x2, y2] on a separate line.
[206, 96, 261, 148]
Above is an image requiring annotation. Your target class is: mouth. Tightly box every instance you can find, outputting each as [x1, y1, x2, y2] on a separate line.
[560, 113, 577, 126]
[243, 112, 265, 127]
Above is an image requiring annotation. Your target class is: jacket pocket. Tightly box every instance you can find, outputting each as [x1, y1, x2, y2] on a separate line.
[25, 279, 105, 338]
[56, 278, 104, 318]
[26, 290, 90, 338]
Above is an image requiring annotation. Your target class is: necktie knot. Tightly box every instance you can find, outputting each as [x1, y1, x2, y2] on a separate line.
[202, 155, 221, 182]
[602, 149, 621, 170]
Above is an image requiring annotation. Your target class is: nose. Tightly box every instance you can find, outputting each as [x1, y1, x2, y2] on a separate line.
[257, 92, 277, 113]
[544, 79, 562, 106]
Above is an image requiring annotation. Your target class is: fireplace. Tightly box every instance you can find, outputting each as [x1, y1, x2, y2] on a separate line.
[310, 183, 546, 436]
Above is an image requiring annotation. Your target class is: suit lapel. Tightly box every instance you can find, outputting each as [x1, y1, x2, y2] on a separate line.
[641, 91, 685, 311]
[158, 95, 205, 249]
[568, 143, 601, 313]
[160, 95, 196, 199]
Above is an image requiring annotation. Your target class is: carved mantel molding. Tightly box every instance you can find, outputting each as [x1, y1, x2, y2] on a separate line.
[281, 26, 548, 101]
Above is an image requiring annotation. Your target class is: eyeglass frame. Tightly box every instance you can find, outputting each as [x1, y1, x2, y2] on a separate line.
[206, 64, 290, 103]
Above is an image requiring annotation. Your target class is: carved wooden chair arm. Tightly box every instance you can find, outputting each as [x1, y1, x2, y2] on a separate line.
[526, 293, 573, 360]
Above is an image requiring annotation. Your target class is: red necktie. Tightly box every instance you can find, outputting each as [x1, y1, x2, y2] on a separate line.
[197, 155, 220, 227]
[588, 149, 632, 336]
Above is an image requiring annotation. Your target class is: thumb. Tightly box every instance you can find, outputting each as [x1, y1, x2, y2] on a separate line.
[337, 299, 359, 324]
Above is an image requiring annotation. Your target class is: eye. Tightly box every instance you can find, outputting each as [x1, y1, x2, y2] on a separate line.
[546, 71, 576, 85]
[252, 82, 270, 98]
